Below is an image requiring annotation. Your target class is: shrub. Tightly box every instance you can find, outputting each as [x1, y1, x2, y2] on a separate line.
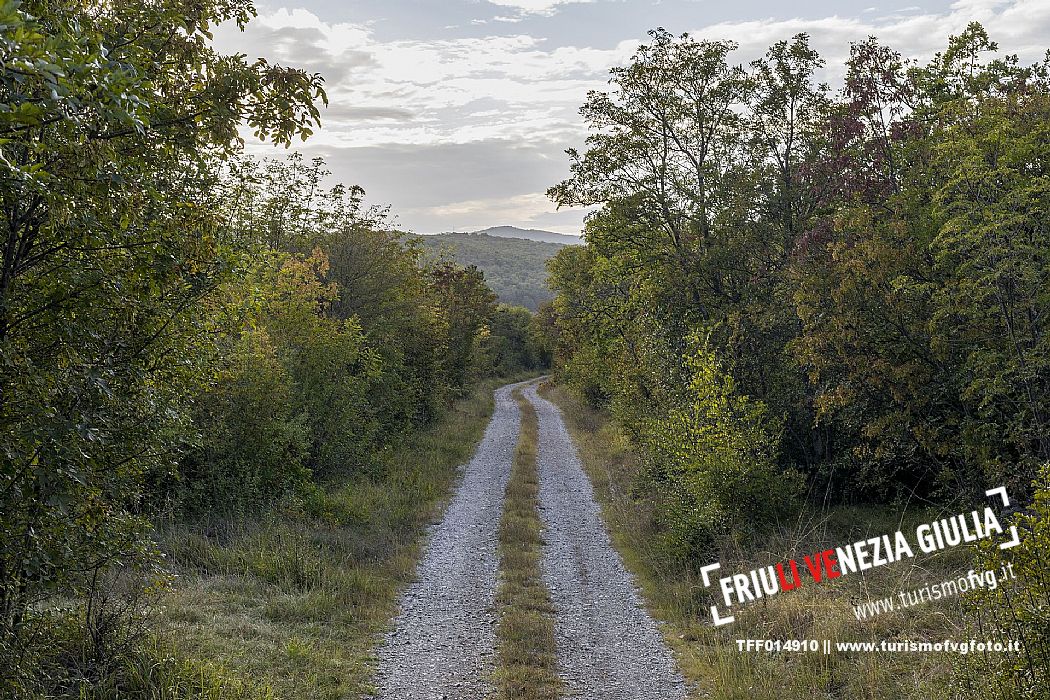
[638, 332, 800, 561]
[181, 329, 310, 515]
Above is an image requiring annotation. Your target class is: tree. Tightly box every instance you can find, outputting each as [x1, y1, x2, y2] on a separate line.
[548, 22, 1050, 518]
[790, 25, 1050, 499]
[929, 79, 1050, 494]
[748, 34, 830, 240]
[180, 327, 310, 515]
[428, 262, 498, 394]
[0, 0, 324, 686]
[485, 304, 546, 376]
[549, 29, 750, 322]
[638, 333, 795, 560]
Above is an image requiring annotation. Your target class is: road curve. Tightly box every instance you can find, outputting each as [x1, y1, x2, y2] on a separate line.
[523, 383, 688, 700]
[372, 381, 526, 700]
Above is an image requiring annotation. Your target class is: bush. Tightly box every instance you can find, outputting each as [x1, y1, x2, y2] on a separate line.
[637, 332, 800, 561]
[0, 561, 184, 699]
[181, 329, 310, 515]
[281, 316, 382, 479]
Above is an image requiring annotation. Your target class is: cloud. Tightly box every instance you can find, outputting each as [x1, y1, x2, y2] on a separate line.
[322, 105, 416, 123]
[213, 7, 638, 151]
[215, 1, 1050, 235]
[690, 0, 1050, 86]
[486, 0, 594, 17]
[213, 10, 376, 87]
[238, 136, 589, 233]
[421, 192, 557, 222]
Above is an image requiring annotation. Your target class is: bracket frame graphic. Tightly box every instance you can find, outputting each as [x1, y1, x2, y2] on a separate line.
[986, 486, 1020, 550]
[697, 485, 1023, 627]
[700, 562, 735, 626]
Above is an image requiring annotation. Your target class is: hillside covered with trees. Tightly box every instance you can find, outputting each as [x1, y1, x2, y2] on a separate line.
[415, 233, 565, 310]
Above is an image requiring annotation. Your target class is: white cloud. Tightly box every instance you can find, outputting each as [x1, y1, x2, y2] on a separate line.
[213, 1, 1050, 234]
[425, 192, 552, 220]
[691, 0, 1050, 87]
[212, 8, 638, 151]
[486, 0, 593, 16]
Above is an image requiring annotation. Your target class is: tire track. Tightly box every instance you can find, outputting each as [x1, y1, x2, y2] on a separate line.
[523, 384, 688, 700]
[372, 381, 527, 700]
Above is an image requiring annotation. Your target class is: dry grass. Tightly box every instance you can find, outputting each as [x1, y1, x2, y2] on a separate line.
[542, 382, 977, 700]
[155, 377, 521, 699]
[493, 387, 562, 699]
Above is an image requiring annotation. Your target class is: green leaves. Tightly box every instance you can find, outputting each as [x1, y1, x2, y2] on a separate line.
[549, 21, 1050, 536]
[0, 0, 326, 687]
[637, 332, 796, 559]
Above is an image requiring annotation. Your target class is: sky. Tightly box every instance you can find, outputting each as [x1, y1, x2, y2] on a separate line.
[212, 0, 1050, 236]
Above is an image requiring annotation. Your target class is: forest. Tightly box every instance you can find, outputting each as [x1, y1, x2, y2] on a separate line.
[547, 22, 1050, 535]
[415, 233, 565, 310]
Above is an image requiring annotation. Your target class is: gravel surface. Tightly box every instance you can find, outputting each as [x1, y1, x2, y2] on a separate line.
[374, 380, 688, 699]
[372, 381, 526, 700]
[523, 384, 689, 700]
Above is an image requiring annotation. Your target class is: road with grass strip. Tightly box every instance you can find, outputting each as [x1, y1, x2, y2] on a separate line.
[493, 389, 562, 698]
[373, 380, 687, 699]
[372, 381, 524, 699]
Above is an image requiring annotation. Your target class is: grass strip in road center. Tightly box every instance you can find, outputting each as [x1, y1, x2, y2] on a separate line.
[494, 387, 562, 699]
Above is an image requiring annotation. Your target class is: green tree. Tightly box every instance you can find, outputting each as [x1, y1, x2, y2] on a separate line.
[181, 327, 309, 515]
[638, 333, 795, 560]
[790, 25, 1050, 499]
[929, 80, 1050, 494]
[264, 250, 383, 479]
[0, 0, 323, 686]
[548, 22, 1050, 522]
[485, 304, 546, 376]
[428, 262, 498, 393]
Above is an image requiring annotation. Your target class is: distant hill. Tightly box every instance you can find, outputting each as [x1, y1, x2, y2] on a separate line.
[414, 233, 563, 311]
[471, 226, 584, 246]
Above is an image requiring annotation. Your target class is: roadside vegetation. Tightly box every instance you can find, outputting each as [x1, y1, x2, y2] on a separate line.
[543, 23, 1050, 699]
[160, 378, 516, 699]
[494, 388, 562, 700]
[545, 383, 978, 699]
[0, 1, 548, 696]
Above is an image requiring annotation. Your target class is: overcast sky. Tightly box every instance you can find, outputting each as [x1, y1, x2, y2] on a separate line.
[212, 0, 1050, 235]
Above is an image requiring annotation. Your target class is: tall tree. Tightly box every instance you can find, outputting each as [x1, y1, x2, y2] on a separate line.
[0, 0, 324, 677]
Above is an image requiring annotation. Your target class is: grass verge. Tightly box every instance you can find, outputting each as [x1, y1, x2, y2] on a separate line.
[541, 381, 978, 700]
[493, 387, 562, 699]
[155, 377, 523, 699]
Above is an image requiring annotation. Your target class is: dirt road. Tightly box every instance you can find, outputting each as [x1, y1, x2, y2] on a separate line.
[373, 380, 687, 699]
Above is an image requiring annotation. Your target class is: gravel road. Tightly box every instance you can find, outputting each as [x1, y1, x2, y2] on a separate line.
[372, 381, 525, 700]
[523, 384, 688, 700]
[374, 380, 687, 699]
